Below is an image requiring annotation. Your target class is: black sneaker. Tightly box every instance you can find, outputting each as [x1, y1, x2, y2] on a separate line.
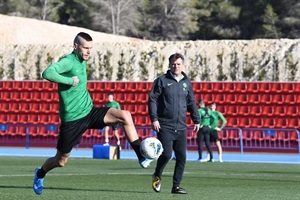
[152, 174, 161, 192]
[171, 186, 187, 194]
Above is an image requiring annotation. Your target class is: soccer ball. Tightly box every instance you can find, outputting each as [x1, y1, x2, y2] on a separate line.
[140, 137, 163, 160]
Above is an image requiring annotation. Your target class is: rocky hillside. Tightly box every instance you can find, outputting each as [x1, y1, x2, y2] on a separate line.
[1, 14, 299, 81]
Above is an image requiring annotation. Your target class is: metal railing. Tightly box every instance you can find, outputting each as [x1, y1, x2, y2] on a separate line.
[1, 124, 299, 155]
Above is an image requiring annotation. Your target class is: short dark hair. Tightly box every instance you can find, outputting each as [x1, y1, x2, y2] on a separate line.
[168, 53, 184, 64]
[199, 99, 205, 106]
[76, 32, 93, 41]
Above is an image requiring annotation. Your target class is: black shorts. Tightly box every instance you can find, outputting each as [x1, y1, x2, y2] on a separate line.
[57, 107, 110, 153]
[110, 123, 118, 130]
[210, 130, 220, 142]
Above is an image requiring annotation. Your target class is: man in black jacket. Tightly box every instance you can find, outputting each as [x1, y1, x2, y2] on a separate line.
[148, 53, 200, 194]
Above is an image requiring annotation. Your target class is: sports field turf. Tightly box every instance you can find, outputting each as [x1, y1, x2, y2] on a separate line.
[0, 157, 299, 200]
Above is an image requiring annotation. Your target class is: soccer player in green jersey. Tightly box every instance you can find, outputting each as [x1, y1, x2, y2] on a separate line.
[197, 100, 214, 162]
[210, 102, 227, 162]
[33, 32, 151, 195]
[104, 93, 121, 146]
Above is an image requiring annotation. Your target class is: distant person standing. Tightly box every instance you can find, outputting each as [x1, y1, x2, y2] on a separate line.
[148, 53, 200, 194]
[210, 102, 227, 162]
[104, 93, 121, 146]
[197, 100, 214, 162]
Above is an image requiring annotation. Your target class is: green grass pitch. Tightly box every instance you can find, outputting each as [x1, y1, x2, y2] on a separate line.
[0, 157, 299, 200]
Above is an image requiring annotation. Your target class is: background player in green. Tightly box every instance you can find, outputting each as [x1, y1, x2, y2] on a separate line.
[33, 32, 151, 196]
[197, 100, 214, 162]
[104, 93, 121, 146]
[210, 102, 227, 162]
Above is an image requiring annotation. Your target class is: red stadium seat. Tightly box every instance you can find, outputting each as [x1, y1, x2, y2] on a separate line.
[7, 126, 17, 136]
[252, 130, 264, 141]
[284, 94, 297, 105]
[215, 82, 225, 92]
[201, 82, 214, 93]
[236, 94, 249, 104]
[276, 118, 288, 129]
[0, 102, 10, 113]
[223, 82, 236, 93]
[0, 81, 14, 91]
[224, 94, 237, 104]
[226, 105, 238, 116]
[288, 118, 300, 129]
[282, 83, 295, 93]
[250, 105, 262, 116]
[228, 130, 240, 141]
[290, 132, 299, 142]
[235, 83, 247, 93]
[126, 93, 137, 103]
[247, 83, 259, 93]
[277, 131, 290, 142]
[272, 94, 284, 105]
[259, 82, 271, 93]
[270, 83, 283, 93]
[16, 126, 27, 137]
[226, 117, 239, 127]
[136, 82, 152, 93]
[0, 114, 9, 123]
[125, 104, 137, 115]
[263, 118, 276, 128]
[260, 94, 272, 105]
[239, 117, 251, 128]
[214, 94, 226, 104]
[114, 93, 126, 103]
[242, 130, 252, 141]
[286, 106, 298, 117]
[248, 94, 260, 104]
[0, 91, 11, 102]
[237, 105, 251, 116]
[274, 106, 286, 117]
[134, 116, 150, 126]
[192, 82, 202, 93]
[136, 104, 148, 115]
[136, 93, 148, 104]
[261, 106, 274, 116]
[251, 118, 263, 128]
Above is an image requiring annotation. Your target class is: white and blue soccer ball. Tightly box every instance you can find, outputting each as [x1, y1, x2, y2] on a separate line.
[140, 137, 163, 160]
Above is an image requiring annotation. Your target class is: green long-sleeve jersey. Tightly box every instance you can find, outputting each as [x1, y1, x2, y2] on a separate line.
[198, 107, 213, 126]
[42, 52, 93, 122]
[210, 111, 227, 129]
[106, 101, 120, 110]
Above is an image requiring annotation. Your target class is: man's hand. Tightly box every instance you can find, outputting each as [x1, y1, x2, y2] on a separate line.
[214, 127, 221, 131]
[72, 76, 79, 86]
[194, 124, 200, 133]
[152, 121, 161, 133]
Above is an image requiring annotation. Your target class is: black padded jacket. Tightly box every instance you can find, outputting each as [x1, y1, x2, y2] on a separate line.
[148, 70, 200, 131]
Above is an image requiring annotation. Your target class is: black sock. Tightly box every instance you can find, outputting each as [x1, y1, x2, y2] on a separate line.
[37, 167, 47, 178]
[130, 139, 144, 160]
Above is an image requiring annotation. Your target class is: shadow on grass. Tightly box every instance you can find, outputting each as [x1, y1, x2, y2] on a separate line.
[0, 185, 149, 194]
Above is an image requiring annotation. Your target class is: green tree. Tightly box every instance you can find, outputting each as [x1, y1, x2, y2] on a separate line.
[137, 0, 197, 40]
[189, 0, 241, 40]
[260, 3, 281, 38]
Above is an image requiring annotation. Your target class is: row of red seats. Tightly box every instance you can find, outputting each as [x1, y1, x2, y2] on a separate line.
[186, 129, 299, 142]
[1, 101, 299, 121]
[1, 81, 300, 94]
[220, 105, 298, 117]
[2, 90, 300, 107]
[226, 117, 300, 129]
[195, 93, 300, 105]
[2, 124, 298, 143]
[192, 82, 300, 94]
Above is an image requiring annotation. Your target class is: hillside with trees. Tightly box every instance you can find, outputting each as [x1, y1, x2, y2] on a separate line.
[1, 0, 299, 41]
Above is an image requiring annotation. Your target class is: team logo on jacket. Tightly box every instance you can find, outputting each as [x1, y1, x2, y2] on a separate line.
[182, 82, 187, 91]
